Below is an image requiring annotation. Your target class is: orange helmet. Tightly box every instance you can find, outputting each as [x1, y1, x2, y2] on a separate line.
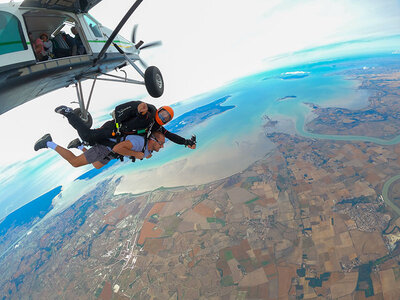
[155, 106, 174, 125]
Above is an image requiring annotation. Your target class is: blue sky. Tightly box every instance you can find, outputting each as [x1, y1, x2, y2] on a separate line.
[0, 0, 400, 219]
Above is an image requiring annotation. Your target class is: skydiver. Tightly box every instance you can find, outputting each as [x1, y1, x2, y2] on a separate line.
[33, 131, 165, 170]
[54, 101, 196, 150]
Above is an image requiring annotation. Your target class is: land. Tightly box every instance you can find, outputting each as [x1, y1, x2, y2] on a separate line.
[1, 62, 400, 299]
[305, 69, 400, 140]
[277, 96, 297, 102]
[167, 95, 235, 133]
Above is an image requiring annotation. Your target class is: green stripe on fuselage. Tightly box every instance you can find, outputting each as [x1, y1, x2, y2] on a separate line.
[0, 41, 24, 46]
[87, 40, 132, 45]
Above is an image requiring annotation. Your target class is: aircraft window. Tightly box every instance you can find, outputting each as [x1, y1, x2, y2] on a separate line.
[0, 11, 27, 55]
[84, 15, 102, 38]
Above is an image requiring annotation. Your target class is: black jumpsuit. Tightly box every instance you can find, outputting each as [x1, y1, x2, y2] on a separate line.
[66, 101, 188, 146]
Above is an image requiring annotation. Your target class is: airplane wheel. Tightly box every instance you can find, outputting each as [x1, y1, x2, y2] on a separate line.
[145, 66, 164, 98]
[73, 108, 93, 128]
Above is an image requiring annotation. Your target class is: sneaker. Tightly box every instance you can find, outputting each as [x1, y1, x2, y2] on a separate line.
[67, 138, 82, 149]
[55, 105, 73, 116]
[34, 134, 52, 151]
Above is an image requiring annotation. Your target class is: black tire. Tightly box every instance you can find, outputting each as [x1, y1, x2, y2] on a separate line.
[73, 108, 93, 128]
[144, 66, 164, 98]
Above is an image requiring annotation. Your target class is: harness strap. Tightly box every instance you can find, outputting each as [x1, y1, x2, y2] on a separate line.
[105, 132, 149, 163]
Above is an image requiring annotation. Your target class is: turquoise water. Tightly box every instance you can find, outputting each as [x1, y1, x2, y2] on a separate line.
[113, 54, 392, 178]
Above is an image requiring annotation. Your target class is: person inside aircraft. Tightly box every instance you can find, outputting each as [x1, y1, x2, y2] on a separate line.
[52, 31, 72, 58]
[61, 31, 77, 55]
[71, 26, 86, 55]
[33, 33, 48, 61]
[40, 33, 54, 58]
[28, 32, 46, 61]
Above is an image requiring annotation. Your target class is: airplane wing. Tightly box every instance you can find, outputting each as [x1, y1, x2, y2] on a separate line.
[20, 0, 103, 13]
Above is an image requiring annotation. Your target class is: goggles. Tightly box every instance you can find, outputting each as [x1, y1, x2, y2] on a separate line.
[157, 108, 172, 124]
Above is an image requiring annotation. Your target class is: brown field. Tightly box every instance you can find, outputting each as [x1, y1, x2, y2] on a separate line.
[146, 202, 166, 218]
[143, 238, 165, 254]
[379, 269, 400, 298]
[232, 240, 252, 259]
[325, 271, 345, 287]
[181, 209, 210, 229]
[98, 281, 112, 300]
[177, 220, 194, 232]
[216, 251, 232, 277]
[103, 205, 130, 225]
[193, 202, 214, 217]
[371, 272, 383, 296]
[239, 267, 268, 287]
[330, 271, 358, 299]
[159, 197, 192, 217]
[324, 252, 341, 272]
[263, 262, 277, 277]
[227, 187, 258, 204]
[277, 264, 296, 299]
[349, 230, 387, 260]
[189, 245, 200, 258]
[228, 258, 244, 283]
[303, 281, 317, 299]
[137, 221, 163, 245]
[239, 283, 269, 299]
[365, 172, 382, 186]
[114, 293, 130, 300]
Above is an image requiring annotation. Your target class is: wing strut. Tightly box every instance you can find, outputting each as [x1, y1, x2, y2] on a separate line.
[93, 0, 143, 66]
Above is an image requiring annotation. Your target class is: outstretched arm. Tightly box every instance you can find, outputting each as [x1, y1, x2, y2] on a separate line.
[112, 140, 144, 159]
[159, 128, 196, 149]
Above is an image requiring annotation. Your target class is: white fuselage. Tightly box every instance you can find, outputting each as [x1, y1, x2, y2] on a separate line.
[0, 1, 141, 114]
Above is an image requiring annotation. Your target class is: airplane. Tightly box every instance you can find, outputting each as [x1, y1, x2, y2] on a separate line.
[0, 0, 164, 127]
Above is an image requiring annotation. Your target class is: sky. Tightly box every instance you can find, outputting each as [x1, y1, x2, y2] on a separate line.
[0, 0, 400, 216]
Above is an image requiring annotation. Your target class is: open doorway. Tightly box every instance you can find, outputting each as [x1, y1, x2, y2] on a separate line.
[23, 10, 89, 62]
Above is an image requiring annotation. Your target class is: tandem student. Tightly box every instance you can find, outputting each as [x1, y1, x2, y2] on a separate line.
[34, 131, 166, 170]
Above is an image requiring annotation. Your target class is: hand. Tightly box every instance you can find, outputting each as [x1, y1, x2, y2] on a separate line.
[136, 152, 145, 160]
[138, 102, 148, 115]
[184, 135, 197, 149]
[146, 154, 152, 159]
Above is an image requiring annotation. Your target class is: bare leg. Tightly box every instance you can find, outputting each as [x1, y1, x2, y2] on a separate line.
[92, 161, 105, 169]
[54, 145, 90, 168]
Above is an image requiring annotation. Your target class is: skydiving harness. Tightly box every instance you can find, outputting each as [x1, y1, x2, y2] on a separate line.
[106, 119, 156, 163]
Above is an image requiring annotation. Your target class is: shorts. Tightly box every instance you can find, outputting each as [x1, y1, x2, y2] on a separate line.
[84, 144, 112, 165]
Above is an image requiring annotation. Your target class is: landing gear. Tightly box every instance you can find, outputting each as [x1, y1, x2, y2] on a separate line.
[108, 43, 164, 98]
[144, 66, 164, 98]
[73, 79, 96, 128]
[73, 108, 93, 128]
